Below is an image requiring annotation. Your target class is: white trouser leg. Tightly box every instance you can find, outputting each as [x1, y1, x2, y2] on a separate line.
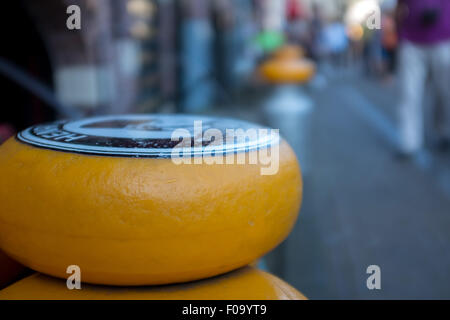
[430, 41, 450, 139]
[397, 42, 427, 153]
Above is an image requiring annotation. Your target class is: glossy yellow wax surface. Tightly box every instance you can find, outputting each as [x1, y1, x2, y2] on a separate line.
[0, 267, 307, 300]
[260, 59, 315, 84]
[0, 138, 302, 285]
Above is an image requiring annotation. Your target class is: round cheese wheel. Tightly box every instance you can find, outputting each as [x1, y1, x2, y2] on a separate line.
[0, 115, 302, 285]
[273, 45, 305, 61]
[0, 249, 25, 289]
[260, 59, 315, 84]
[0, 266, 306, 300]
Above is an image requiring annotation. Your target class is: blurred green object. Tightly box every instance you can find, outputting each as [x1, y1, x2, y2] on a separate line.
[255, 31, 285, 52]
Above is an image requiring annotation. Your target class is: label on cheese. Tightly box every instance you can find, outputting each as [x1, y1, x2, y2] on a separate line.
[16, 115, 279, 158]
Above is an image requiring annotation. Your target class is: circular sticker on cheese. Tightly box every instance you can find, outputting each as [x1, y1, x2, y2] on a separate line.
[16, 115, 279, 158]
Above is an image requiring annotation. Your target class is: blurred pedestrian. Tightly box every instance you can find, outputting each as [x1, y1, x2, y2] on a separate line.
[362, 23, 383, 77]
[321, 19, 349, 69]
[396, 0, 450, 156]
[381, 11, 398, 79]
[285, 0, 310, 50]
[309, 3, 325, 62]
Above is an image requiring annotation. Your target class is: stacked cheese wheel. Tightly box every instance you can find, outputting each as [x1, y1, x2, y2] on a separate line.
[0, 114, 304, 300]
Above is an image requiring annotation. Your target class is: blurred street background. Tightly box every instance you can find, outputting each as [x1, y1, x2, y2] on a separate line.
[1, 0, 450, 299]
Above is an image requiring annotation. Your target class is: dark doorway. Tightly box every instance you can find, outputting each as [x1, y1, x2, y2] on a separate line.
[0, 1, 55, 137]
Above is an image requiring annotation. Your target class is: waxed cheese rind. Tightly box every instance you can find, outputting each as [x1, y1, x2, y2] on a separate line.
[0, 138, 302, 286]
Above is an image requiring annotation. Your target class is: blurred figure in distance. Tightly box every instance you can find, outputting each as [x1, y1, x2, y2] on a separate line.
[396, 0, 450, 157]
[381, 9, 398, 81]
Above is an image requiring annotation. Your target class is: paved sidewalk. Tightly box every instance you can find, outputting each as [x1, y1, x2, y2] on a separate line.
[283, 73, 450, 299]
[204, 70, 450, 299]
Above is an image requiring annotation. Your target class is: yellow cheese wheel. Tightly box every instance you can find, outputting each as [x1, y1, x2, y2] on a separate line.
[260, 59, 315, 84]
[273, 45, 305, 61]
[0, 115, 302, 285]
[0, 249, 26, 289]
[0, 267, 307, 300]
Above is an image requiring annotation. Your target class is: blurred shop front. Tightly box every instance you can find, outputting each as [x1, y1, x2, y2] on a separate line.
[0, 0, 268, 134]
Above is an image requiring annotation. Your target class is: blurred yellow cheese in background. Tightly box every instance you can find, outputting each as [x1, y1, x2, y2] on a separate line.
[260, 59, 316, 84]
[272, 45, 305, 61]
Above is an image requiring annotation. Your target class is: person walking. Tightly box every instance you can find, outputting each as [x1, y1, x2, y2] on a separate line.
[396, 0, 450, 156]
